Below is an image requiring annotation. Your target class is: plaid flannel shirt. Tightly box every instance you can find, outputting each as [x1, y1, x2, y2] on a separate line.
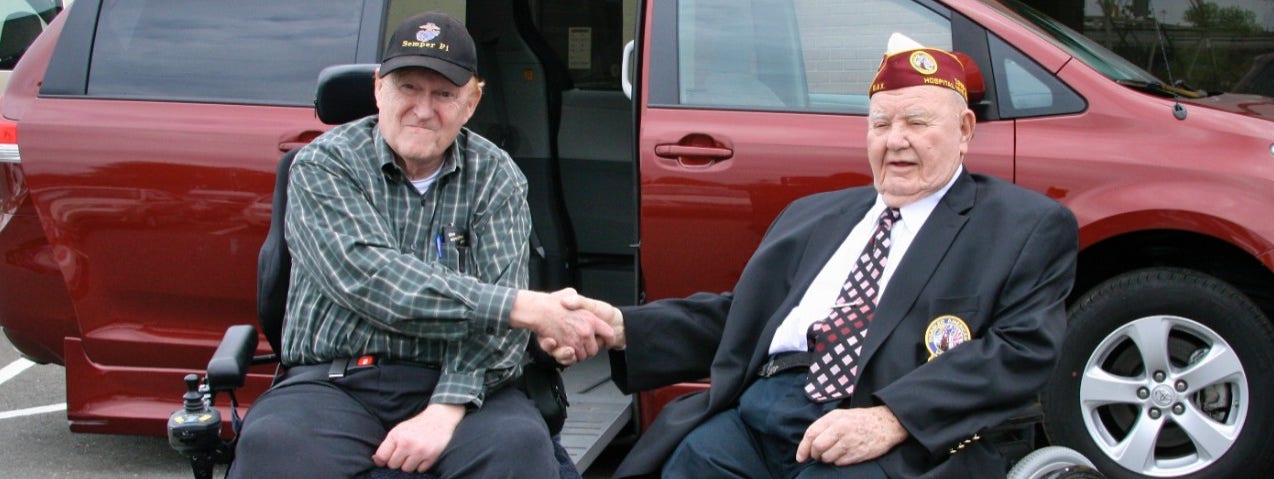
[281, 116, 531, 407]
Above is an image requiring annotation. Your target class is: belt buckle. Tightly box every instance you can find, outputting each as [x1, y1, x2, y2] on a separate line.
[327, 358, 350, 380]
[327, 356, 377, 380]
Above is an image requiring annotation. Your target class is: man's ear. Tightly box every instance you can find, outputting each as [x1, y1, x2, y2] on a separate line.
[959, 108, 976, 143]
[372, 70, 386, 108]
[462, 79, 483, 119]
[469, 79, 483, 107]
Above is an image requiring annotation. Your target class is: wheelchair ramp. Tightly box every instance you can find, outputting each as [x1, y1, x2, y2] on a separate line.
[559, 354, 632, 472]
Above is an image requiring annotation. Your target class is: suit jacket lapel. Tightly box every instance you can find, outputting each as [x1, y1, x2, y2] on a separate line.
[749, 190, 875, 369]
[857, 171, 976, 377]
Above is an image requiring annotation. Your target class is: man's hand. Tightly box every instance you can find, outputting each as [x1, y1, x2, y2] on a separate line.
[511, 288, 614, 364]
[561, 294, 624, 349]
[539, 294, 625, 365]
[373, 403, 466, 473]
[796, 405, 908, 466]
[532, 294, 621, 364]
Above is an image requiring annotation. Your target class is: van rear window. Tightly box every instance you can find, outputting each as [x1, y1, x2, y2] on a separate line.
[87, 0, 363, 105]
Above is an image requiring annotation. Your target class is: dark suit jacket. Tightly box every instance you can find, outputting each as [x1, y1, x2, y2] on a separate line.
[610, 171, 1078, 478]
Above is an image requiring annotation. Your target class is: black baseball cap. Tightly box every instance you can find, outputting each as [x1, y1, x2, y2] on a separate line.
[379, 11, 477, 85]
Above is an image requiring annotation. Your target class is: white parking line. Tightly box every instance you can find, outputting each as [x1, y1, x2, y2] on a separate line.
[0, 403, 67, 419]
[0, 358, 68, 419]
[0, 358, 35, 386]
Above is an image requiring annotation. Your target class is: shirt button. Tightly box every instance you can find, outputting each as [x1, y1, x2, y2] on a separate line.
[485, 326, 496, 334]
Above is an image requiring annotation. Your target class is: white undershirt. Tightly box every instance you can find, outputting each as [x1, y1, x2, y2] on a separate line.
[766, 166, 963, 355]
[410, 167, 442, 194]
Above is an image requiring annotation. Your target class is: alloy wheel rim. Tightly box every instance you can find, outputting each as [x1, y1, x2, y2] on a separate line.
[1079, 314, 1247, 477]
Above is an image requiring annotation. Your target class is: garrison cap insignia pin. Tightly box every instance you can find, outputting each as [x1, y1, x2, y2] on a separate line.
[909, 50, 938, 75]
[925, 315, 971, 361]
[417, 22, 441, 42]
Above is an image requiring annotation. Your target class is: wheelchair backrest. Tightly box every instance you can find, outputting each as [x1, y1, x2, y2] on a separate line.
[255, 64, 379, 353]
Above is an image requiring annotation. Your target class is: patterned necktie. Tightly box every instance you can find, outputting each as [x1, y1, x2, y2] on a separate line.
[804, 208, 901, 402]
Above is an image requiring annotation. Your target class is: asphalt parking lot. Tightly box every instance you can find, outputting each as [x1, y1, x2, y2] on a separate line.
[0, 330, 220, 478]
[0, 329, 625, 478]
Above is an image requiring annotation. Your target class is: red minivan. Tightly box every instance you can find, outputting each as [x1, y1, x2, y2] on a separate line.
[3, 1, 1274, 478]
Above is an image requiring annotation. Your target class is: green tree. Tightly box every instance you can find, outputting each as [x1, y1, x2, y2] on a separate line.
[1184, 1, 1263, 33]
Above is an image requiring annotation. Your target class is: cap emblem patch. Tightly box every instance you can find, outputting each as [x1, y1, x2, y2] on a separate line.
[909, 50, 938, 75]
[416, 23, 441, 43]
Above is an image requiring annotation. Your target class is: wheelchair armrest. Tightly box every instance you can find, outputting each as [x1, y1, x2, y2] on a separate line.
[206, 324, 259, 392]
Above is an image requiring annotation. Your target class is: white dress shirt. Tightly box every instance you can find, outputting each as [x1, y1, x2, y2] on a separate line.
[767, 166, 963, 355]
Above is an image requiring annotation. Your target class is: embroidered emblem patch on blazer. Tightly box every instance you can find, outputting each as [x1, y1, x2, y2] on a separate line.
[925, 315, 972, 361]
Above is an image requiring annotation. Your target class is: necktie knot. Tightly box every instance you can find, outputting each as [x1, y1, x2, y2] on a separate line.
[879, 208, 900, 230]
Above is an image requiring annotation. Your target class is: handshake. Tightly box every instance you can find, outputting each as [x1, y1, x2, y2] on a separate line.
[510, 288, 625, 365]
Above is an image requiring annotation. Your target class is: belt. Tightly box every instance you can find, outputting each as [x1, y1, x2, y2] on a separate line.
[324, 355, 441, 379]
[758, 351, 811, 378]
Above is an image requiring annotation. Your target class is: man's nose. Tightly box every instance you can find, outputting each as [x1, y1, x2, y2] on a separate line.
[412, 95, 436, 119]
[885, 127, 909, 149]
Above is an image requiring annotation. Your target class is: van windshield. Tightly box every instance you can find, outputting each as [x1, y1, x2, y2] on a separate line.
[988, 0, 1163, 84]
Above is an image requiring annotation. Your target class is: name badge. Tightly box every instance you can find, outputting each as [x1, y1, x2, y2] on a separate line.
[925, 315, 971, 361]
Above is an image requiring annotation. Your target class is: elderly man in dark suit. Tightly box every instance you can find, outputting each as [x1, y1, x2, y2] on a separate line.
[559, 43, 1079, 479]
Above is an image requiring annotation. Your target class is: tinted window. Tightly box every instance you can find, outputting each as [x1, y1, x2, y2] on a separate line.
[539, 0, 626, 90]
[0, 0, 61, 70]
[1234, 53, 1274, 98]
[675, 0, 950, 114]
[987, 35, 1085, 118]
[88, 0, 363, 105]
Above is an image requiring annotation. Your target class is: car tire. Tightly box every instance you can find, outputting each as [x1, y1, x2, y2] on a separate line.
[1043, 267, 1274, 479]
[1007, 446, 1099, 479]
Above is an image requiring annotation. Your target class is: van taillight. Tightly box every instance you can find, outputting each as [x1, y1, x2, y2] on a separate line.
[0, 117, 19, 164]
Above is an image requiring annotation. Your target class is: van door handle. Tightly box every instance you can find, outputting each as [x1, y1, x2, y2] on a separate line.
[278, 130, 325, 152]
[654, 144, 733, 168]
[278, 141, 309, 152]
[654, 145, 733, 159]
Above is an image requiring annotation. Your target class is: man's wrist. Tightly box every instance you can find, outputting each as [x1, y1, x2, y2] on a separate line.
[509, 290, 542, 330]
[421, 402, 467, 425]
[611, 310, 627, 350]
[873, 405, 909, 447]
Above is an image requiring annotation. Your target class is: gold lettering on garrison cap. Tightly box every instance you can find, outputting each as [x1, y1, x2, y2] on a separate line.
[869, 47, 970, 102]
[925, 315, 971, 361]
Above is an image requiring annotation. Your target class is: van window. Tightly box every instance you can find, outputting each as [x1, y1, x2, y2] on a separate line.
[87, 0, 363, 105]
[676, 0, 950, 114]
[0, 0, 59, 67]
[0, 0, 62, 88]
[538, 0, 626, 90]
[987, 34, 1084, 117]
[384, 0, 465, 48]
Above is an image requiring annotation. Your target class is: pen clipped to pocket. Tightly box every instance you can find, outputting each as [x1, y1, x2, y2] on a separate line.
[442, 224, 469, 273]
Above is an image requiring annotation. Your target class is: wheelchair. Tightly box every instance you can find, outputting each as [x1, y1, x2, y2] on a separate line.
[166, 63, 578, 479]
[166, 63, 1103, 479]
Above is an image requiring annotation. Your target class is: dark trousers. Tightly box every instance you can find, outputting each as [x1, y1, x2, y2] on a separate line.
[227, 363, 557, 479]
[663, 371, 888, 479]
